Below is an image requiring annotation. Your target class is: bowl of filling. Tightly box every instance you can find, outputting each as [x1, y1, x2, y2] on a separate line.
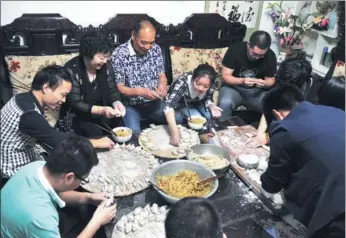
[187, 115, 207, 130]
[112, 127, 132, 143]
[186, 144, 230, 175]
[150, 160, 219, 204]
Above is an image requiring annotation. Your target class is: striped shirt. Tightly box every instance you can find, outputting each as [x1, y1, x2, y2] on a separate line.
[164, 73, 216, 113]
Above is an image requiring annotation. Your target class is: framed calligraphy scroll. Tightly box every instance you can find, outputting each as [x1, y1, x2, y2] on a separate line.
[209, 1, 260, 28]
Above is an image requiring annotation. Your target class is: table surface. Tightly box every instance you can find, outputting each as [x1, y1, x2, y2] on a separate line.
[102, 117, 306, 238]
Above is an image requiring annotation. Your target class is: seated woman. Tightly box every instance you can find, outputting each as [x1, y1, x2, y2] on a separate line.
[59, 31, 125, 138]
[164, 64, 223, 145]
[318, 75, 345, 111]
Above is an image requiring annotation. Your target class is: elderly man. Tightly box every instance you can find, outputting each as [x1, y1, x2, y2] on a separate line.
[0, 65, 114, 187]
[111, 19, 167, 133]
[260, 85, 345, 238]
[218, 30, 277, 118]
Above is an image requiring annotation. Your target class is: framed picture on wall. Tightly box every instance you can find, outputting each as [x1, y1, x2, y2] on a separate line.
[209, 1, 260, 28]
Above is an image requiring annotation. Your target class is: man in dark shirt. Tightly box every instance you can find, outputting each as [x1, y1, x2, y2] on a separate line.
[0, 65, 114, 185]
[218, 30, 277, 118]
[260, 85, 345, 238]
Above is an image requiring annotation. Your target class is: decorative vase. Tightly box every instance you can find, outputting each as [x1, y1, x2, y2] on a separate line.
[280, 44, 292, 55]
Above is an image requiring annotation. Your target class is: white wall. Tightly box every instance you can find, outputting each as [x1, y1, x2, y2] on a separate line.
[1, 1, 206, 26]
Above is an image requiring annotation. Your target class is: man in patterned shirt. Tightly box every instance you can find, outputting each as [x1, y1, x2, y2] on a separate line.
[111, 20, 167, 133]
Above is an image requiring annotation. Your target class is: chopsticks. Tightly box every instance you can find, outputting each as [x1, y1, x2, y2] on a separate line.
[183, 95, 192, 120]
[95, 123, 119, 140]
[95, 124, 114, 134]
[197, 173, 226, 186]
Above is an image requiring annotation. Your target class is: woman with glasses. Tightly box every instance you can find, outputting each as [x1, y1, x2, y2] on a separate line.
[217, 30, 277, 119]
[58, 31, 126, 138]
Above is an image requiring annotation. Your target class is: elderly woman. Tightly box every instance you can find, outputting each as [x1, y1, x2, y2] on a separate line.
[164, 64, 223, 146]
[59, 31, 125, 137]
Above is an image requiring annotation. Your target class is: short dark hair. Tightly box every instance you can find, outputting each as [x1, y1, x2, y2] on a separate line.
[192, 63, 218, 86]
[31, 65, 73, 91]
[79, 31, 113, 59]
[276, 57, 312, 95]
[45, 135, 99, 176]
[263, 85, 304, 125]
[249, 30, 271, 50]
[318, 76, 345, 111]
[165, 197, 223, 238]
[133, 19, 156, 36]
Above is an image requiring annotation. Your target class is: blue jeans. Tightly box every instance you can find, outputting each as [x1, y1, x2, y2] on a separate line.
[175, 103, 212, 124]
[123, 100, 166, 133]
[217, 85, 267, 119]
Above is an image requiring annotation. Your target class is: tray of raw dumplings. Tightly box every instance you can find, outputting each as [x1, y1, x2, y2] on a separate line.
[138, 124, 200, 159]
[82, 143, 160, 196]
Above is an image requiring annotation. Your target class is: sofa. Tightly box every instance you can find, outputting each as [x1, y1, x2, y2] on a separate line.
[0, 13, 247, 126]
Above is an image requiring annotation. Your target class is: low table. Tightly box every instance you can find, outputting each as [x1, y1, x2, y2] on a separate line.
[103, 116, 306, 238]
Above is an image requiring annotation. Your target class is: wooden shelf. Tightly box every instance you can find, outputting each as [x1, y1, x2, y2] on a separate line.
[311, 27, 338, 39]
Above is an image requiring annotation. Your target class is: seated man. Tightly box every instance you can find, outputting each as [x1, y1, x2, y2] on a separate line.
[1, 135, 116, 238]
[0, 65, 114, 185]
[218, 30, 277, 118]
[256, 57, 313, 144]
[111, 19, 167, 133]
[260, 85, 345, 238]
[165, 197, 227, 238]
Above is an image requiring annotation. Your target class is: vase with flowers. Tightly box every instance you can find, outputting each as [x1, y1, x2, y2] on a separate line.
[267, 2, 314, 55]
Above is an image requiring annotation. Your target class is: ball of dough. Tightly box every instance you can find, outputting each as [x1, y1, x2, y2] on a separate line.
[237, 154, 260, 169]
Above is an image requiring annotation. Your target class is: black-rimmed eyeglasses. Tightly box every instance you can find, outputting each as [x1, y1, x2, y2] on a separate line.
[74, 173, 90, 185]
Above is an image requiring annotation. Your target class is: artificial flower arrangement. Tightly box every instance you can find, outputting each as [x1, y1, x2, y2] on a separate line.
[267, 2, 315, 50]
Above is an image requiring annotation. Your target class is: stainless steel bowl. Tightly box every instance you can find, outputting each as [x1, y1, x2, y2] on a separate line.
[150, 160, 219, 204]
[187, 144, 230, 175]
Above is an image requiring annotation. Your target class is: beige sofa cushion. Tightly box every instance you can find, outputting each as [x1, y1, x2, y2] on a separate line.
[169, 46, 227, 104]
[5, 53, 78, 127]
[169, 46, 227, 79]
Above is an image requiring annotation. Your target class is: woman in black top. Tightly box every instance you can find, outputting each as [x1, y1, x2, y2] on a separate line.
[164, 64, 223, 145]
[58, 32, 125, 137]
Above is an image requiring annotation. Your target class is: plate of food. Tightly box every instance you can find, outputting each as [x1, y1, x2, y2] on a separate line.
[111, 203, 168, 238]
[81, 143, 160, 196]
[138, 124, 200, 159]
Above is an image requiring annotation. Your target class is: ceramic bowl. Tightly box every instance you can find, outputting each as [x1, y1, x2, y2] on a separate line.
[111, 127, 132, 143]
[187, 115, 207, 130]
